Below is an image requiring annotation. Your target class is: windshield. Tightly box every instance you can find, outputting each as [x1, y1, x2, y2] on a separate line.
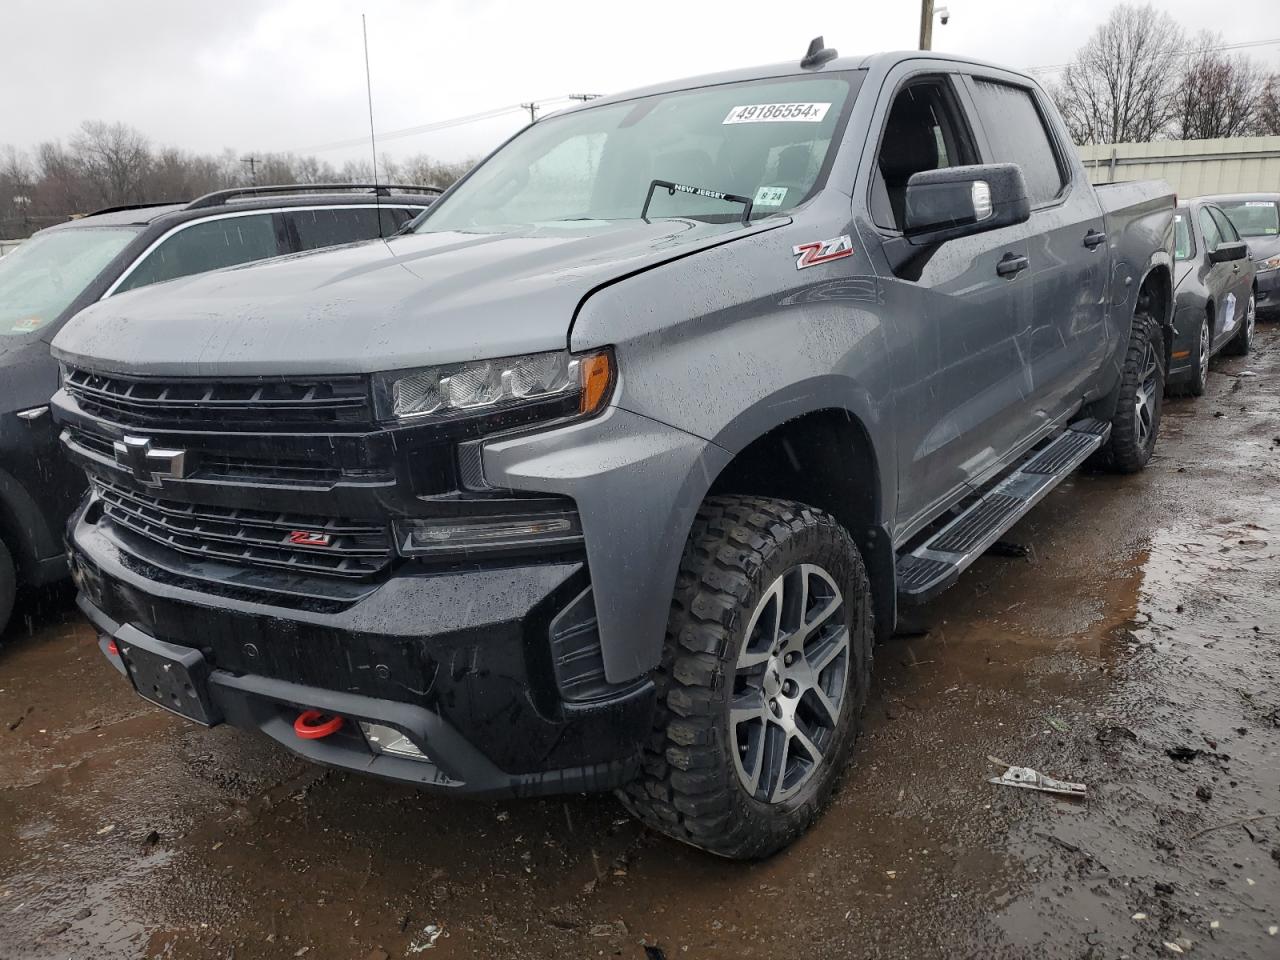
[1174, 211, 1194, 261]
[1216, 199, 1280, 239]
[418, 74, 861, 233]
[0, 226, 139, 336]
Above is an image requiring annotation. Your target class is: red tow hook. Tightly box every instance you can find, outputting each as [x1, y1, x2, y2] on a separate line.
[293, 710, 344, 740]
[107, 638, 119, 656]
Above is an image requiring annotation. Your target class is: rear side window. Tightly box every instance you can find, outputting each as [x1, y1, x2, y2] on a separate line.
[1173, 213, 1194, 261]
[286, 207, 415, 252]
[116, 214, 281, 294]
[969, 79, 1066, 206]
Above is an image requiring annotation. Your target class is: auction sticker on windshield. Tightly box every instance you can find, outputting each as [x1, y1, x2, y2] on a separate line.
[723, 102, 831, 124]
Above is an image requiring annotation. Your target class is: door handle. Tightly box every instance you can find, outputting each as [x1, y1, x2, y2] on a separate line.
[996, 253, 1029, 278]
[1083, 229, 1107, 249]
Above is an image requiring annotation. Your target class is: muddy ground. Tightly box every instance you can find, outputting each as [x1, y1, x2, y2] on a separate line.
[2, 329, 1278, 960]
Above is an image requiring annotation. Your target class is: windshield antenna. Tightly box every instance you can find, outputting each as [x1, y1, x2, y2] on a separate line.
[362, 13, 383, 238]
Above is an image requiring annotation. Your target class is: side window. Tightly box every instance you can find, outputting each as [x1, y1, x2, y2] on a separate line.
[1207, 207, 1240, 243]
[286, 207, 410, 252]
[116, 214, 281, 294]
[1199, 208, 1223, 253]
[871, 79, 977, 230]
[968, 79, 1066, 206]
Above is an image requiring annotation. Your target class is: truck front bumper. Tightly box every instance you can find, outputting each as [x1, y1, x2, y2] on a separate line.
[69, 506, 654, 798]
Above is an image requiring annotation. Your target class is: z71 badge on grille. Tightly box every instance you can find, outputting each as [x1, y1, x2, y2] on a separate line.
[792, 235, 854, 269]
[288, 531, 333, 547]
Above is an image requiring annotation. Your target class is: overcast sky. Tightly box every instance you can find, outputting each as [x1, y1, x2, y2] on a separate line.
[6, 0, 1279, 168]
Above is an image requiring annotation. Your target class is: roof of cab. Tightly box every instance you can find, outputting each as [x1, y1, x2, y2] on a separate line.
[550, 49, 1035, 118]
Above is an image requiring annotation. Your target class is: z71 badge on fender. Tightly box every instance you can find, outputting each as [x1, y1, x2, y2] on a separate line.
[792, 235, 854, 269]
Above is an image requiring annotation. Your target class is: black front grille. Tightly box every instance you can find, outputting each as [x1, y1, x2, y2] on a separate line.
[63, 425, 347, 487]
[93, 479, 393, 578]
[64, 367, 372, 429]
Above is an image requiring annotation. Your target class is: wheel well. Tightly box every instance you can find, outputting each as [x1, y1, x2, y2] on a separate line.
[1138, 265, 1174, 366]
[707, 409, 895, 640]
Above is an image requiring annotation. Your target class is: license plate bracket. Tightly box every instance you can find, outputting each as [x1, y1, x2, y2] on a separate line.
[115, 624, 221, 725]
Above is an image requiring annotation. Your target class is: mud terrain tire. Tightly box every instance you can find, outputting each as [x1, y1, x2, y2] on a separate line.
[617, 495, 873, 859]
[1097, 310, 1164, 473]
[0, 538, 15, 639]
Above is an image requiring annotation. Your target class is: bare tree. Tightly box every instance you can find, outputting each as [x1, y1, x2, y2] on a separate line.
[1052, 3, 1185, 145]
[1257, 74, 1280, 137]
[0, 123, 466, 237]
[70, 120, 152, 206]
[1172, 32, 1268, 139]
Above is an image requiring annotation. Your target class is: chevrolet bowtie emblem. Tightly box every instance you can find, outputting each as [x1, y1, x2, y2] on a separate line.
[112, 435, 188, 486]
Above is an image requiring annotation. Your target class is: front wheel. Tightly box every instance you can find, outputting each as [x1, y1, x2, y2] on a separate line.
[617, 495, 873, 860]
[1222, 291, 1256, 356]
[1097, 310, 1164, 473]
[1169, 313, 1209, 398]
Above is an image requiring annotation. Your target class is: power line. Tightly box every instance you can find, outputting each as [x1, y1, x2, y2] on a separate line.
[1026, 35, 1280, 75]
[287, 94, 582, 155]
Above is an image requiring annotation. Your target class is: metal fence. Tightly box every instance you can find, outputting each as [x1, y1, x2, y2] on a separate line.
[1078, 137, 1280, 197]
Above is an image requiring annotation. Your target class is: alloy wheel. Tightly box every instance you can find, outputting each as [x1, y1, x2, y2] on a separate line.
[731, 563, 849, 804]
[1198, 318, 1210, 388]
[1133, 340, 1159, 447]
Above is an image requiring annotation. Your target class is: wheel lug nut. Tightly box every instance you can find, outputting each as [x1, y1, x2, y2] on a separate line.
[783, 679, 797, 697]
[769, 699, 780, 715]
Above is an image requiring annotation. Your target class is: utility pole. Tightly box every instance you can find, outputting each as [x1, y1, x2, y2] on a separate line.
[919, 0, 935, 51]
[520, 102, 539, 123]
[240, 155, 260, 185]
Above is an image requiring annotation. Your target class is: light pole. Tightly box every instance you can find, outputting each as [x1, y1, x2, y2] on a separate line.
[919, 1, 949, 50]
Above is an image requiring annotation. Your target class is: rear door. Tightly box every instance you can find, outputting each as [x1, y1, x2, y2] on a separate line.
[1196, 206, 1234, 350]
[1205, 204, 1252, 347]
[961, 73, 1108, 423]
[282, 206, 421, 252]
[859, 68, 1033, 539]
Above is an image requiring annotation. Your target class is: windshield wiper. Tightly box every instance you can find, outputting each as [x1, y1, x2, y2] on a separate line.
[641, 179, 754, 225]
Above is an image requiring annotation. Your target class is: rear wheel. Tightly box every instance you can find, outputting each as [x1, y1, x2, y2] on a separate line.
[1097, 309, 1164, 473]
[1222, 291, 1256, 356]
[618, 495, 874, 860]
[0, 538, 15, 638]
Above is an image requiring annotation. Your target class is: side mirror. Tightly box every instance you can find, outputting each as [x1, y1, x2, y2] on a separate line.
[902, 163, 1031, 246]
[1208, 239, 1248, 264]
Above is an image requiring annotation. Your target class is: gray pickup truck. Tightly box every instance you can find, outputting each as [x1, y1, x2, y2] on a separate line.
[51, 42, 1174, 859]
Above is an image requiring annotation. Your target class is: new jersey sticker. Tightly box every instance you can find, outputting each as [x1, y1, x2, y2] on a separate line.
[793, 235, 854, 269]
[723, 102, 831, 124]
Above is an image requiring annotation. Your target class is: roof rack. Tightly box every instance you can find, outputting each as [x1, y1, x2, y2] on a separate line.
[185, 183, 445, 210]
[84, 201, 185, 218]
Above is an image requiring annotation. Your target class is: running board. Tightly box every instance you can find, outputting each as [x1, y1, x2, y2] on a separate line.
[895, 418, 1110, 604]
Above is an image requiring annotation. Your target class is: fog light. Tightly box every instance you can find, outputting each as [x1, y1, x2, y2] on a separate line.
[395, 510, 582, 556]
[360, 721, 430, 761]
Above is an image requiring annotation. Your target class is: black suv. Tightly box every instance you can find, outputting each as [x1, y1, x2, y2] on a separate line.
[0, 184, 440, 633]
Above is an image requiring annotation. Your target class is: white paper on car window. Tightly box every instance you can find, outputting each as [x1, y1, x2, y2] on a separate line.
[754, 186, 788, 207]
[723, 103, 831, 124]
[1245, 201, 1272, 207]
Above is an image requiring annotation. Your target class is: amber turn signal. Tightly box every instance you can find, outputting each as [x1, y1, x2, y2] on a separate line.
[578, 351, 614, 415]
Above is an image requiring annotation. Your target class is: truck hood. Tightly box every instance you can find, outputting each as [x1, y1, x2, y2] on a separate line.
[51, 218, 782, 377]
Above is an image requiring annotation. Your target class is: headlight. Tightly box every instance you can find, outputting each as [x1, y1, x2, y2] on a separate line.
[1255, 255, 1280, 273]
[374, 349, 614, 423]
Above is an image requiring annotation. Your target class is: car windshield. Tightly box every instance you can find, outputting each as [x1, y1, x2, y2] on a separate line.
[417, 73, 861, 233]
[1173, 211, 1194, 261]
[1216, 199, 1280, 238]
[0, 226, 139, 336]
